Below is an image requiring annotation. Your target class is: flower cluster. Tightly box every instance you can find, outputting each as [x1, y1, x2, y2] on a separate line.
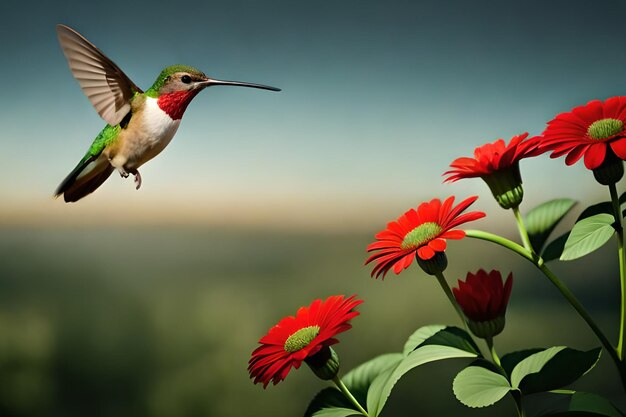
[250, 95, 626, 417]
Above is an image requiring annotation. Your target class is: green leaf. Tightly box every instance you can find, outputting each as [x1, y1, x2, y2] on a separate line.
[402, 324, 446, 356]
[309, 408, 363, 417]
[304, 388, 355, 417]
[569, 392, 624, 417]
[541, 412, 617, 417]
[543, 202, 618, 262]
[305, 354, 403, 416]
[577, 202, 613, 222]
[560, 214, 615, 261]
[511, 346, 565, 388]
[403, 326, 481, 356]
[308, 408, 363, 417]
[419, 326, 481, 355]
[500, 348, 543, 377]
[367, 345, 477, 416]
[542, 233, 569, 262]
[526, 199, 577, 252]
[342, 353, 403, 407]
[452, 365, 512, 408]
[511, 347, 601, 394]
[539, 391, 624, 417]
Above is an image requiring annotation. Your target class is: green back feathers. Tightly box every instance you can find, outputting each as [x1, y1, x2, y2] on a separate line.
[145, 65, 205, 97]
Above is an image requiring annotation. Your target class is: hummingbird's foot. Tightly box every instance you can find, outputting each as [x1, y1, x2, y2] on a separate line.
[133, 171, 142, 190]
[118, 169, 129, 179]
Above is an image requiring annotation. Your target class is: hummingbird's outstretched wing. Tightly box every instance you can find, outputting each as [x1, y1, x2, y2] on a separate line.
[56, 24, 143, 127]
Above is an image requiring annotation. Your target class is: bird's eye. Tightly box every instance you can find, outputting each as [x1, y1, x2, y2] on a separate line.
[181, 75, 192, 84]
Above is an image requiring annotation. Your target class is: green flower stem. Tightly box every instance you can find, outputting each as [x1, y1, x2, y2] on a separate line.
[512, 206, 534, 253]
[486, 336, 524, 417]
[485, 337, 501, 367]
[609, 182, 626, 362]
[433, 271, 491, 358]
[332, 376, 369, 416]
[434, 271, 469, 333]
[465, 229, 620, 369]
[512, 391, 526, 417]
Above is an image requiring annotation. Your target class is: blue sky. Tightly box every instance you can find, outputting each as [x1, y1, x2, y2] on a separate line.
[1, 0, 625, 228]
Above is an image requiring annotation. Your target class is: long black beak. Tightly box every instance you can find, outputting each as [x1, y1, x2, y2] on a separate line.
[200, 78, 281, 92]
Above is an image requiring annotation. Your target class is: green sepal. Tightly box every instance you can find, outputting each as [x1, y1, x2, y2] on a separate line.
[306, 346, 340, 381]
[592, 150, 624, 186]
[467, 316, 506, 339]
[416, 251, 448, 275]
[510, 346, 601, 394]
[481, 163, 525, 209]
[560, 214, 615, 261]
[526, 198, 577, 253]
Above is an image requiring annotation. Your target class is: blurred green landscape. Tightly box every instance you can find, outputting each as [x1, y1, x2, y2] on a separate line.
[2, 1, 626, 415]
[0, 223, 623, 416]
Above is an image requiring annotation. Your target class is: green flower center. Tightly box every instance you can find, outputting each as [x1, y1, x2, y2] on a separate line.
[284, 325, 320, 353]
[401, 222, 443, 250]
[587, 118, 623, 140]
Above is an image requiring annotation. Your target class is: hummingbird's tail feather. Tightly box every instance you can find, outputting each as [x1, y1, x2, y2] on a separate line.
[55, 155, 114, 202]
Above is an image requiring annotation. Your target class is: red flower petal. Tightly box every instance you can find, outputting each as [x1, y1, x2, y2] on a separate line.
[444, 133, 542, 182]
[540, 97, 626, 170]
[248, 295, 362, 388]
[583, 143, 607, 169]
[610, 138, 626, 160]
[453, 270, 513, 322]
[366, 196, 484, 278]
[564, 144, 589, 166]
[417, 245, 435, 260]
[428, 238, 447, 252]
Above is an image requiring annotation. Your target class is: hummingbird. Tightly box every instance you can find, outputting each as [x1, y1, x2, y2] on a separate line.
[54, 24, 280, 202]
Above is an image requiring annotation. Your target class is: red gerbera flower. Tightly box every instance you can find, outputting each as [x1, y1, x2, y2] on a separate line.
[444, 133, 542, 209]
[541, 96, 626, 170]
[365, 196, 485, 279]
[453, 269, 513, 322]
[444, 133, 542, 181]
[249, 295, 362, 388]
[453, 269, 513, 338]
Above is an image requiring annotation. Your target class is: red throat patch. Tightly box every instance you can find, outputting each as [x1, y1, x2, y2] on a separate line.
[157, 90, 200, 120]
